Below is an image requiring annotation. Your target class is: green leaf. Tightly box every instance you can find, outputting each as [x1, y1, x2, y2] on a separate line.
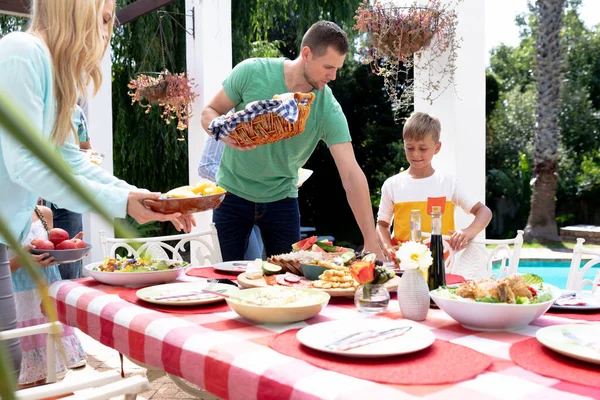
[520, 273, 544, 285]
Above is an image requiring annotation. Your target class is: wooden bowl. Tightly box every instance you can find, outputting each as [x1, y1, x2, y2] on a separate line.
[143, 193, 226, 214]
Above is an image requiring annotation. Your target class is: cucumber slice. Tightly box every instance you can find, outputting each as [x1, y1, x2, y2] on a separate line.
[520, 273, 543, 285]
[262, 262, 282, 276]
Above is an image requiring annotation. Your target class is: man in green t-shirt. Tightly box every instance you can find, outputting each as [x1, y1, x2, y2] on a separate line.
[201, 21, 382, 261]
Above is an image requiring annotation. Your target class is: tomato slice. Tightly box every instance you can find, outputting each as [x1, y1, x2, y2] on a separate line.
[527, 285, 537, 296]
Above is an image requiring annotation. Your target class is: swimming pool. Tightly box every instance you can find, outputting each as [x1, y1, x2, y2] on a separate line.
[492, 260, 597, 289]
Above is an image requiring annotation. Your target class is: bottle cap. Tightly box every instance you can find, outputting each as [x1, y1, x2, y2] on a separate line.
[431, 206, 442, 213]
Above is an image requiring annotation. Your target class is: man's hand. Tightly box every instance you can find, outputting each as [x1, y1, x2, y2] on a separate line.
[171, 214, 196, 233]
[24, 244, 55, 267]
[221, 135, 256, 151]
[448, 229, 476, 251]
[127, 191, 182, 225]
[363, 238, 385, 261]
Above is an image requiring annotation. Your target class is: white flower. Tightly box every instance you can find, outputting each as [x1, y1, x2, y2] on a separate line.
[396, 241, 433, 270]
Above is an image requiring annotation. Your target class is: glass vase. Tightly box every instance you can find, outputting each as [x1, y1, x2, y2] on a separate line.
[354, 283, 390, 314]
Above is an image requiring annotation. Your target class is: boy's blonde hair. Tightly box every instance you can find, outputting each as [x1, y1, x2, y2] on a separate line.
[402, 112, 441, 143]
[30, 0, 114, 146]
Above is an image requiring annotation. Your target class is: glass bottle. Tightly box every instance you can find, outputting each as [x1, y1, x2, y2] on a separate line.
[428, 206, 446, 306]
[410, 210, 422, 242]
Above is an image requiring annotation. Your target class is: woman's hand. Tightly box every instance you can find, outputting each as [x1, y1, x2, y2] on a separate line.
[24, 244, 55, 267]
[126, 191, 183, 225]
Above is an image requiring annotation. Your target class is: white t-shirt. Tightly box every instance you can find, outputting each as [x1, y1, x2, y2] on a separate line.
[377, 170, 479, 241]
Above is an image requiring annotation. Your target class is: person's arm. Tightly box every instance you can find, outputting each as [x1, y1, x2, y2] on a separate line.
[201, 88, 253, 151]
[329, 142, 383, 259]
[375, 180, 396, 261]
[449, 202, 493, 250]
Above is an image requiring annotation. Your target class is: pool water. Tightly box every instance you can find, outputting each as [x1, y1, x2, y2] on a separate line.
[492, 260, 597, 289]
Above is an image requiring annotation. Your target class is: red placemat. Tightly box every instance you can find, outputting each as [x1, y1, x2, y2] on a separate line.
[545, 310, 600, 322]
[118, 288, 230, 315]
[269, 329, 492, 385]
[446, 273, 466, 285]
[510, 337, 600, 388]
[186, 267, 239, 280]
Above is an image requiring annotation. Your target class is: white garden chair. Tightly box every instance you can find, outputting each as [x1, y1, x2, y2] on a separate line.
[0, 322, 149, 400]
[16, 371, 149, 400]
[452, 230, 524, 280]
[566, 238, 600, 291]
[423, 230, 524, 280]
[99, 223, 222, 266]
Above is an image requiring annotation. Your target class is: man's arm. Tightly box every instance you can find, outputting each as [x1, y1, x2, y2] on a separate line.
[329, 142, 383, 259]
[201, 88, 254, 151]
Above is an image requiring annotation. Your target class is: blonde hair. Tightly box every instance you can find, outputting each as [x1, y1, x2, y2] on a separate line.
[29, 0, 114, 146]
[402, 112, 441, 143]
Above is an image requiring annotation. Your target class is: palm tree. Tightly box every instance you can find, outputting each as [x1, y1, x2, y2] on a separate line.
[524, 0, 564, 242]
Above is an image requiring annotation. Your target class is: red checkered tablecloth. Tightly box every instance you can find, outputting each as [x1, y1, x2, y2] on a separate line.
[48, 278, 600, 400]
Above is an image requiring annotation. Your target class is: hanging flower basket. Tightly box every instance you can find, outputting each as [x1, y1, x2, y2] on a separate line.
[127, 70, 198, 131]
[354, 0, 461, 122]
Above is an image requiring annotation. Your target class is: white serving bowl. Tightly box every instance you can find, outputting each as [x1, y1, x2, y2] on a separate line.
[226, 287, 330, 324]
[429, 283, 561, 331]
[84, 261, 185, 286]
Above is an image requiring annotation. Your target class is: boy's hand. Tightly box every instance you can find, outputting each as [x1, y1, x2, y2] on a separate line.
[25, 244, 55, 267]
[448, 229, 476, 251]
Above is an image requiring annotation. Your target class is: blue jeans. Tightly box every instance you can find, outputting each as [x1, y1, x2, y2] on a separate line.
[48, 203, 83, 279]
[213, 193, 300, 261]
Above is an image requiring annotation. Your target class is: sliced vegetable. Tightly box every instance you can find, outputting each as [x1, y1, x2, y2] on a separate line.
[520, 273, 543, 285]
[262, 262, 282, 276]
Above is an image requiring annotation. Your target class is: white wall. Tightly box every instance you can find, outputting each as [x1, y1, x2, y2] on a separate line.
[82, 46, 115, 265]
[186, 0, 232, 231]
[414, 0, 486, 238]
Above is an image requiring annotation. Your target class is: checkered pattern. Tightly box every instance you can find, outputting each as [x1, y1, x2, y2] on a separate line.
[208, 98, 301, 140]
[49, 278, 599, 400]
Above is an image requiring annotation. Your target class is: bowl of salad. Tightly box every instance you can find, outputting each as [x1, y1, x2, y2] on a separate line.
[429, 274, 561, 331]
[84, 256, 187, 286]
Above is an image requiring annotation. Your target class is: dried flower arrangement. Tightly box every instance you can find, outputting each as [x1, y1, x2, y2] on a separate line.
[354, 0, 461, 122]
[127, 70, 198, 131]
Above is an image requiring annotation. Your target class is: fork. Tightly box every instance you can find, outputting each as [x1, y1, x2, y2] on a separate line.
[152, 279, 219, 301]
[562, 330, 600, 353]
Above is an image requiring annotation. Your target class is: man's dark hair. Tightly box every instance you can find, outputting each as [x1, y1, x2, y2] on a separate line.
[300, 21, 349, 56]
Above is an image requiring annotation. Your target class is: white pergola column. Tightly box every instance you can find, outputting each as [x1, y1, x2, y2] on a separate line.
[414, 0, 486, 238]
[186, 0, 232, 232]
[82, 46, 115, 265]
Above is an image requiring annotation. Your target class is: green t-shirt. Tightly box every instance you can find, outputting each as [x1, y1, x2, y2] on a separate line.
[216, 58, 351, 203]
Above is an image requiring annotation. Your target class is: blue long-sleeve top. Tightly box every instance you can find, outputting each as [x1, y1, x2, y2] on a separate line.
[0, 32, 134, 244]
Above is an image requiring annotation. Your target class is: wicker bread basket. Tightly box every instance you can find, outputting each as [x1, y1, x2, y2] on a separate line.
[229, 92, 316, 147]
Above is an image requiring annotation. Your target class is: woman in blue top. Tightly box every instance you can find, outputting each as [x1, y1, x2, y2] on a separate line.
[0, 0, 194, 378]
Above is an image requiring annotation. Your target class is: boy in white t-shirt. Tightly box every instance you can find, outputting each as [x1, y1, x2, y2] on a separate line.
[376, 112, 492, 263]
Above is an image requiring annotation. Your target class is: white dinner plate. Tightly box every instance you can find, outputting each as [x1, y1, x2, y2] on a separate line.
[536, 324, 600, 365]
[550, 292, 600, 311]
[213, 261, 252, 273]
[296, 319, 435, 358]
[136, 282, 239, 306]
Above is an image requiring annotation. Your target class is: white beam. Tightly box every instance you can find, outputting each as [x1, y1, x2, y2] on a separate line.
[82, 46, 115, 265]
[414, 0, 486, 238]
[186, 0, 232, 233]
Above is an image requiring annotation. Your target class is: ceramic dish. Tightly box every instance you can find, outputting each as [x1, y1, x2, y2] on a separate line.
[296, 319, 435, 358]
[84, 260, 185, 286]
[430, 283, 561, 331]
[136, 282, 239, 306]
[213, 261, 251, 273]
[536, 324, 600, 365]
[143, 192, 226, 214]
[550, 292, 600, 311]
[31, 245, 92, 264]
[225, 286, 330, 323]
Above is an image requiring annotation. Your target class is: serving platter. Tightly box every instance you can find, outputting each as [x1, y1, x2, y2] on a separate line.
[237, 273, 401, 297]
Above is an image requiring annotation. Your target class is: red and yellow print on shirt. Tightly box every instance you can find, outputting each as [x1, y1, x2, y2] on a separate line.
[392, 197, 455, 242]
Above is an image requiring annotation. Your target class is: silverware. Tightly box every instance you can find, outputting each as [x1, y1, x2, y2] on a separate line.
[562, 330, 600, 353]
[152, 280, 219, 301]
[326, 326, 412, 350]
